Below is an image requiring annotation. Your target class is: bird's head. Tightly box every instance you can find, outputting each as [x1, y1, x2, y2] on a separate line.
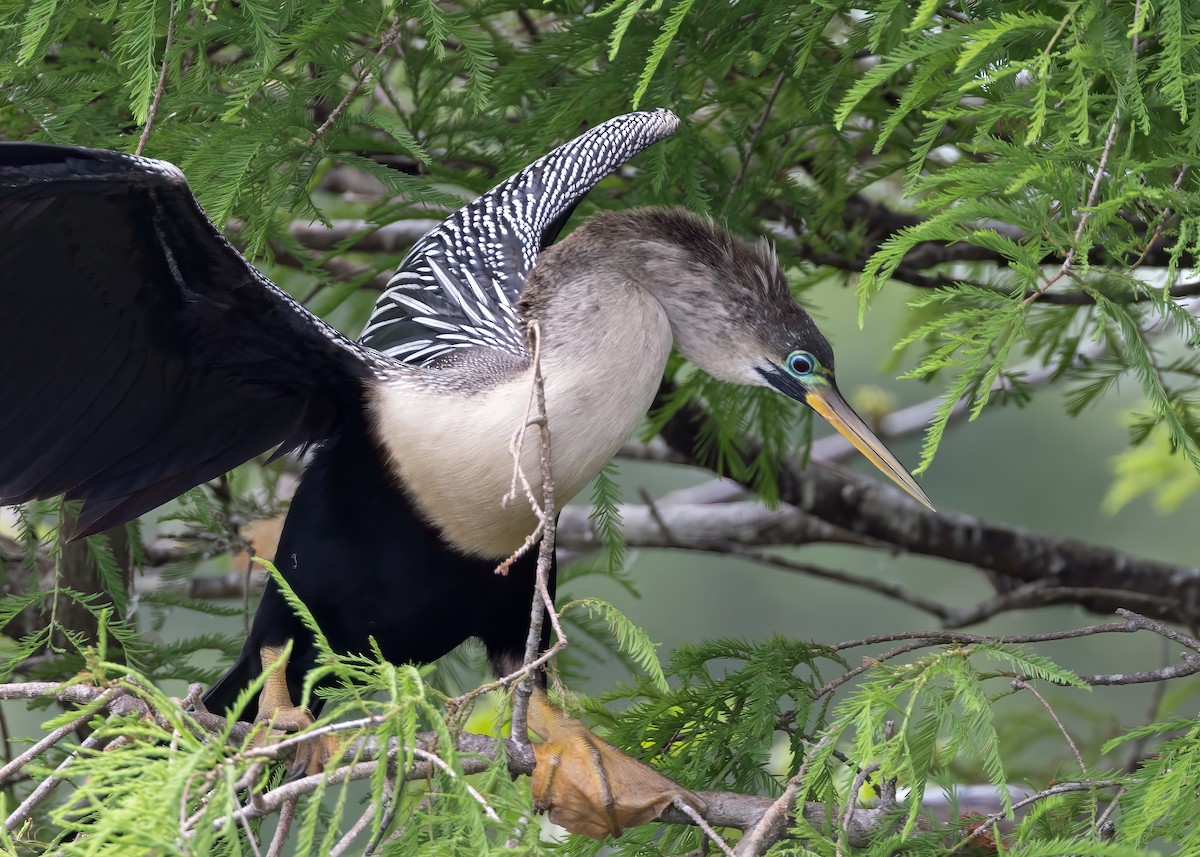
[600, 208, 934, 511]
[706, 288, 932, 511]
[750, 327, 933, 511]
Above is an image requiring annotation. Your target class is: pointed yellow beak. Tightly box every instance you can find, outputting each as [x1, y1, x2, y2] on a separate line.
[806, 387, 934, 510]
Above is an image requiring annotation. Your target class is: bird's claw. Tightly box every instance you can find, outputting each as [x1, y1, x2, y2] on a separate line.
[526, 687, 704, 839]
[253, 645, 338, 779]
[252, 704, 339, 780]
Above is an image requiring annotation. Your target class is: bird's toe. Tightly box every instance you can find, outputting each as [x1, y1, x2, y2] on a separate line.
[252, 702, 340, 779]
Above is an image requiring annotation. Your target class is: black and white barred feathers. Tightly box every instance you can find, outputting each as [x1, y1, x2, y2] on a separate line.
[358, 109, 680, 363]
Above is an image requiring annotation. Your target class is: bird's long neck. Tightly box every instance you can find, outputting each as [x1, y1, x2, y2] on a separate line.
[527, 208, 774, 385]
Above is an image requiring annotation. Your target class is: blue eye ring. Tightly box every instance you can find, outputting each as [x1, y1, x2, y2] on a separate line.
[787, 350, 816, 377]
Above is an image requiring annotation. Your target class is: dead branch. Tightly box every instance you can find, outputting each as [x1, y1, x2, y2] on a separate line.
[507, 319, 563, 755]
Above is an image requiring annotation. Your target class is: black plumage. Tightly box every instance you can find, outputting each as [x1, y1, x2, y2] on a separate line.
[0, 145, 377, 537]
[0, 113, 676, 716]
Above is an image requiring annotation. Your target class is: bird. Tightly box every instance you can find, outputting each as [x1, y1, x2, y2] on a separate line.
[0, 109, 932, 839]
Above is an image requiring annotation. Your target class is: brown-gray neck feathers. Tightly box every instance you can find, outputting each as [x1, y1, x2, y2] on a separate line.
[522, 207, 828, 385]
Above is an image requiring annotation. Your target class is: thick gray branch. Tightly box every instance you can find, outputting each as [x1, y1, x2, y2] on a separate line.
[557, 501, 871, 551]
[655, 391, 1200, 624]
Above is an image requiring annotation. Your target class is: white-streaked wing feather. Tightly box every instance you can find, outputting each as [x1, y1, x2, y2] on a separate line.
[359, 109, 680, 363]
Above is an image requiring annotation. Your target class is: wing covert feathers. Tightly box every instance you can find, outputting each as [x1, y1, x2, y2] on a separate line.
[360, 109, 680, 363]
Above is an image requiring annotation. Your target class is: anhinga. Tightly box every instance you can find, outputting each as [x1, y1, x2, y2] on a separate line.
[0, 110, 931, 838]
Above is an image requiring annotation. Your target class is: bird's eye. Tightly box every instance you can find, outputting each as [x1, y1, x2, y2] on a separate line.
[787, 350, 816, 377]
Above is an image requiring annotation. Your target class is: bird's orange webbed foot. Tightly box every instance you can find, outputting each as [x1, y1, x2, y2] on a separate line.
[525, 686, 704, 839]
[252, 645, 339, 778]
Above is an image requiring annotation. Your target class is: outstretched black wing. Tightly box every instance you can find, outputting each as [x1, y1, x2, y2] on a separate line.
[359, 109, 680, 363]
[0, 145, 389, 537]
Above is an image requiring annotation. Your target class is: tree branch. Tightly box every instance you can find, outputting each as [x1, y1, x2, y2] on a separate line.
[134, 0, 176, 157]
[655, 386, 1200, 624]
[11, 464, 1195, 634]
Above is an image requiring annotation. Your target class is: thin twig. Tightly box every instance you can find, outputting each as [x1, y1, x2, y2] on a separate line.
[830, 621, 1133, 653]
[412, 747, 499, 822]
[1129, 166, 1189, 268]
[1012, 680, 1084, 771]
[944, 780, 1123, 855]
[306, 22, 401, 148]
[816, 640, 948, 699]
[224, 760, 387, 827]
[1094, 785, 1125, 837]
[244, 714, 381, 761]
[503, 320, 550, 518]
[1027, 75, 1118, 303]
[0, 686, 121, 785]
[838, 763, 880, 857]
[1078, 653, 1200, 686]
[5, 720, 109, 832]
[330, 801, 374, 856]
[942, 584, 1176, 628]
[363, 772, 399, 855]
[0, 686, 11, 774]
[264, 798, 295, 857]
[819, 612, 1200, 698]
[625, 493, 943, 625]
[511, 319, 561, 752]
[516, 9, 540, 40]
[135, 1, 176, 156]
[497, 321, 552, 576]
[180, 767, 230, 834]
[1116, 608, 1200, 653]
[638, 487, 679, 545]
[447, 631, 568, 715]
[730, 66, 787, 197]
[816, 618, 1158, 698]
[238, 806, 263, 857]
[736, 734, 833, 856]
[709, 541, 951, 619]
[674, 795, 735, 857]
